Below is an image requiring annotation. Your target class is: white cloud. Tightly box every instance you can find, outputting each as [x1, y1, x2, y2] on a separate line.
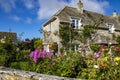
[25, 17, 32, 24]
[37, 0, 68, 20]
[37, 0, 109, 20]
[0, 0, 16, 12]
[22, 0, 34, 9]
[82, 0, 109, 14]
[11, 15, 20, 21]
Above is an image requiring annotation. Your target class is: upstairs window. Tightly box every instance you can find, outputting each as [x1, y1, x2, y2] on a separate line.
[71, 18, 82, 29]
[106, 23, 115, 33]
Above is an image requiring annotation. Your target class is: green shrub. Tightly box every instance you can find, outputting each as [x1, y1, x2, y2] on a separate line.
[10, 62, 20, 69]
[16, 50, 30, 61]
[0, 55, 7, 66]
[90, 44, 100, 52]
[10, 61, 30, 71]
[0, 41, 17, 67]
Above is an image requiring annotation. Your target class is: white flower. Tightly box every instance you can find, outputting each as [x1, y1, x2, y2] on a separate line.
[93, 65, 99, 68]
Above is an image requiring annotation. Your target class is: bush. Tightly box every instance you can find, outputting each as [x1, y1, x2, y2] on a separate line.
[16, 50, 30, 61]
[90, 44, 100, 52]
[0, 41, 17, 67]
[0, 55, 7, 66]
[10, 61, 30, 71]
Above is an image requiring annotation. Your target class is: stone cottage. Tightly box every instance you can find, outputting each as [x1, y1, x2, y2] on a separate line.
[43, 0, 120, 52]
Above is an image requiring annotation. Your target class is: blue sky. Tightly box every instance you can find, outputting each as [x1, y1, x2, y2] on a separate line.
[0, 0, 120, 40]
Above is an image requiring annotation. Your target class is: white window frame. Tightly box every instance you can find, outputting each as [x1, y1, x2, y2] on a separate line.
[71, 18, 82, 29]
[106, 23, 115, 33]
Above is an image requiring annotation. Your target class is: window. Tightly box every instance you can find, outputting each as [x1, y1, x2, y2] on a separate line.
[71, 18, 82, 29]
[106, 23, 115, 33]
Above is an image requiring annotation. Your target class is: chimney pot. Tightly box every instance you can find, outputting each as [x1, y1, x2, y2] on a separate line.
[113, 10, 118, 17]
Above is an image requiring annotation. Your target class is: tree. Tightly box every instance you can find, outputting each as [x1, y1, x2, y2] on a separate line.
[33, 38, 43, 50]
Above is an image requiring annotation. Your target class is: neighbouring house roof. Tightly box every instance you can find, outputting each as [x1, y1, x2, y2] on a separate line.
[43, 6, 120, 31]
[0, 32, 17, 43]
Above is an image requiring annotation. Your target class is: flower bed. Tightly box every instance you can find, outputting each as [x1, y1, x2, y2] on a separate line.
[0, 42, 120, 79]
[9, 48, 120, 79]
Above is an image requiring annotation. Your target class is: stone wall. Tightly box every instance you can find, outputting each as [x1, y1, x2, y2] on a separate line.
[0, 66, 83, 80]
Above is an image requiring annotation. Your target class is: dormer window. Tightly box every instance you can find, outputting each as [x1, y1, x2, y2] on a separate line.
[71, 18, 82, 29]
[106, 23, 115, 33]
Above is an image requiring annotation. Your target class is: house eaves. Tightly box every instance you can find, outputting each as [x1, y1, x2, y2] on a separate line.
[43, 16, 57, 27]
[43, 6, 67, 27]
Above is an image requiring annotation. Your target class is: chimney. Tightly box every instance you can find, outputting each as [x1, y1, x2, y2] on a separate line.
[77, 0, 83, 13]
[113, 10, 118, 17]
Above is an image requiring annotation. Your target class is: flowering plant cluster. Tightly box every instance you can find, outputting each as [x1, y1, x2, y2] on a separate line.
[93, 45, 108, 59]
[29, 50, 53, 62]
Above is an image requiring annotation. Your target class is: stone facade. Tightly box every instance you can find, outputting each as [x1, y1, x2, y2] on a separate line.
[43, 18, 60, 43]
[0, 66, 83, 80]
[43, 18, 62, 52]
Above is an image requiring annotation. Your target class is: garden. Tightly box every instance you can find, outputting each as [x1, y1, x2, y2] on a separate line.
[0, 24, 120, 79]
[0, 37, 120, 79]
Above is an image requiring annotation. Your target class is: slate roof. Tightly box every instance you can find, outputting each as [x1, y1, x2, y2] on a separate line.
[44, 6, 120, 31]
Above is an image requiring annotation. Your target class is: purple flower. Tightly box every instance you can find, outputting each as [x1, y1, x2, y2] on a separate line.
[47, 52, 53, 57]
[94, 52, 101, 59]
[29, 50, 53, 62]
[29, 51, 34, 57]
[34, 50, 40, 62]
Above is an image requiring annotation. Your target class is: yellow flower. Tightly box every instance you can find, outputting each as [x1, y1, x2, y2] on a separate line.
[102, 57, 108, 61]
[114, 57, 120, 61]
[116, 62, 118, 65]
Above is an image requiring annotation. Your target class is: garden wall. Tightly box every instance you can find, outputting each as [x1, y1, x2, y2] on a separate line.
[0, 66, 82, 80]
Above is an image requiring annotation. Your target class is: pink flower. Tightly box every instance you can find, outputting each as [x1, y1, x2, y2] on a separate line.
[94, 52, 101, 59]
[29, 50, 53, 62]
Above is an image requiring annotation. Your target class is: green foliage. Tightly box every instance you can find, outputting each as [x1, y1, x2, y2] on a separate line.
[33, 39, 43, 49]
[0, 55, 7, 66]
[81, 25, 98, 43]
[49, 42, 58, 54]
[83, 25, 94, 38]
[0, 40, 17, 67]
[10, 61, 30, 71]
[90, 44, 100, 52]
[117, 35, 120, 44]
[59, 23, 79, 50]
[59, 23, 70, 49]
[16, 50, 30, 61]
[18, 41, 31, 50]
